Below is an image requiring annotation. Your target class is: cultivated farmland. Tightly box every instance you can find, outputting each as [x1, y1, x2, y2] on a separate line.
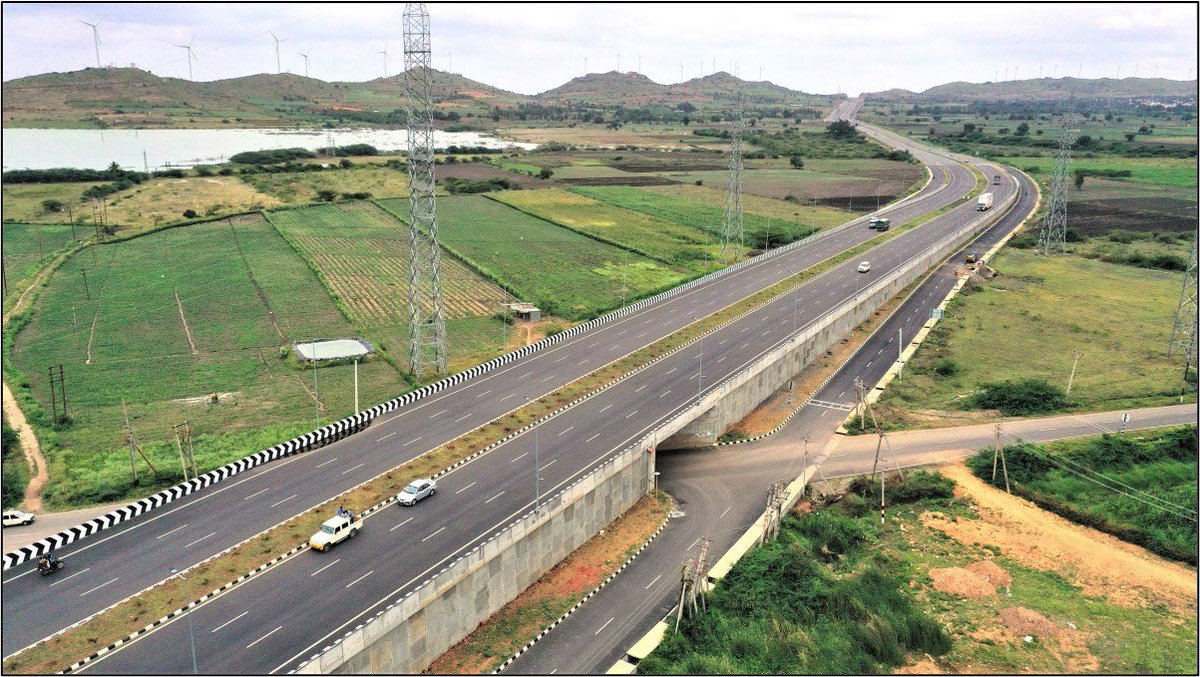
[1, 222, 81, 292]
[8, 217, 402, 507]
[376, 195, 688, 319]
[491, 188, 720, 269]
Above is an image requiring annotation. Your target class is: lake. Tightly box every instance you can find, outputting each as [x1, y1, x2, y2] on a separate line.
[0, 128, 537, 171]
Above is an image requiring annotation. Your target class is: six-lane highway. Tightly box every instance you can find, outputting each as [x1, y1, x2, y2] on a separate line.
[2, 122, 1040, 673]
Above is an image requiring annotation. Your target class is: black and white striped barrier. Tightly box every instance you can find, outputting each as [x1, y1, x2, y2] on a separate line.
[491, 511, 673, 673]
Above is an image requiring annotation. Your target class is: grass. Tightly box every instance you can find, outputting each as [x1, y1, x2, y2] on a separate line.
[100, 177, 281, 233]
[430, 492, 672, 674]
[967, 426, 1198, 564]
[376, 195, 688, 320]
[2, 417, 29, 509]
[567, 185, 820, 249]
[1, 222, 83, 291]
[878, 248, 1195, 427]
[640, 474, 954, 674]
[7, 216, 404, 508]
[1, 182, 104, 223]
[997, 156, 1197, 188]
[644, 183, 856, 229]
[491, 188, 721, 270]
[240, 163, 411, 203]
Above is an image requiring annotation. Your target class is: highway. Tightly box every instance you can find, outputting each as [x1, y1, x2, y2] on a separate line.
[504, 162, 1040, 674]
[68, 132, 1005, 673]
[1, 128, 972, 655]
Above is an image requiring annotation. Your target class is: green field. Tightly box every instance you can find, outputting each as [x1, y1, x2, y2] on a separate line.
[567, 185, 820, 249]
[2, 222, 81, 292]
[8, 217, 405, 507]
[969, 426, 1197, 564]
[1, 182, 104, 223]
[878, 249, 1195, 427]
[377, 195, 688, 320]
[266, 201, 516, 373]
[642, 183, 855, 230]
[492, 188, 719, 270]
[999, 156, 1197, 188]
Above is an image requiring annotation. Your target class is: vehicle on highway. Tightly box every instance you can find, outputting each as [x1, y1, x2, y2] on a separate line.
[976, 192, 994, 211]
[857, 261, 871, 273]
[37, 553, 63, 576]
[965, 252, 978, 264]
[397, 478, 437, 506]
[2, 509, 35, 527]
[993, 174, 1001, 185]
[308, 512, 361, 552]
[868, 216, 891, 231]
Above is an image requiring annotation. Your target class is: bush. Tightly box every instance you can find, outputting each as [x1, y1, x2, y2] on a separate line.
[316, 189, 339, 202]
[932, 358, 959, 377]
[229, 147, 317, 165]
[182, 209, 198, 219]
[971, 378, 1068, 415]
[41, 199, 65, 213]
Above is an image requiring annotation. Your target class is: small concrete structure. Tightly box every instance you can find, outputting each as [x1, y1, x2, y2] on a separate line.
[294, 338, 373, 361]
[504, 302, 541, 322]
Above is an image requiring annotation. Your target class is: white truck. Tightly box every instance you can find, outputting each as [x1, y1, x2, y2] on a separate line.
[976, 192, 994, 211]
[309, 513, 362, 552]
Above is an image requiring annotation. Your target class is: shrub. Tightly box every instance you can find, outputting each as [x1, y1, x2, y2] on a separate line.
[182, 209, 198, 219]
[41, 199, 65, 213]
[315, 189, 339, 202]
[970, 378, 1068, 415]
[932, 358, 959, 377]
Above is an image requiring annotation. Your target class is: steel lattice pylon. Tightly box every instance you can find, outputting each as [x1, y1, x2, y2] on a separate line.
[1168, 232, 1198, 372]
[402, 3, 448, 380]
[719, 96, 745, 264]
[1037, 104, 1077, 255]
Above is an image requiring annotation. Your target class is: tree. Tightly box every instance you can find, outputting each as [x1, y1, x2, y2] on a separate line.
[41, 199, 64, 213]
[1073, 134, 1093, 148]
[316, 189, 339, 202]
[789, 155, 805, 169]
[962, 122, 977, 134]
[1015, 122, 1030, 136]
[1125, 132, 1136, 142]
[182, 209, 198, 218]
[537, 168, 554, 179]
[1074, 172, 1085, 190]
[826, 120, 858, 139]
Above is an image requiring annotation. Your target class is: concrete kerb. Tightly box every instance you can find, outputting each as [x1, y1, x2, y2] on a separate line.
[491, 503, 674, 674]
[836, 166, 1042, 434]
[2, 155, 943, 573]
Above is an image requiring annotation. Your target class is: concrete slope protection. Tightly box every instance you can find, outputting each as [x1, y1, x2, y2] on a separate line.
[503, 165, 1040, 675]
[76, 140, 997, 674]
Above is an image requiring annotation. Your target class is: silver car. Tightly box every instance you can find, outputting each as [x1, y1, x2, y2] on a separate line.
[857, 261, 871, 273]
[397, 479, 437, 506]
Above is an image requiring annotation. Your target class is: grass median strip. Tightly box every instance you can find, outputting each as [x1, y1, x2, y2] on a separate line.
[4, 181, 966, 674]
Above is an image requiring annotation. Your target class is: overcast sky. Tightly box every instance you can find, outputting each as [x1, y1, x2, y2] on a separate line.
[3, 3, 1196, 95]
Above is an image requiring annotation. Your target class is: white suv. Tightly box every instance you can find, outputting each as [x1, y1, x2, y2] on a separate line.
[309, 514, 361, 552]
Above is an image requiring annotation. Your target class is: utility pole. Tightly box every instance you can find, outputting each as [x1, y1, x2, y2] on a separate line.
[719, 94, 745, 264]
[47, 365, 67, 423]
[991, 424, 1010, 493]
[170, 568, 200, 674]
[311, 338, 320, 427]
[1065, 351, 1082, 396]
[122, 399, 158, 482]
[173, 421, 198, 481]
[403, 3, 449, 380]
[898, 326, 904, 381]
[80, 268, 91, 300]
[353, 358, 360, 414]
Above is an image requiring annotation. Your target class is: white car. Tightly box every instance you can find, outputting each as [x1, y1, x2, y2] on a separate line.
[308, 513, 361, 552]
[397, 479, 437, 506]
[857, 261, 871, 273]
[2, 509, 35, 527]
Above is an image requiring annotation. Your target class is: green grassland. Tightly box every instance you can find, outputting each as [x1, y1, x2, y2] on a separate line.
[1, 182, 104, 223]
[492, 188, 721, 269]
[7, 217, 405, 507]
[2, 222, 82, 291]
[641, 470, 1197, 674]
[376, 195, 688, 320]
[877, 249, 1194, 428]
[968, 426, 1197, 564]
[642, 183, 856, 230]
[1000, 155, 1197, 188]
[240, 163, 412, 203]
[566, 185, 819, 249]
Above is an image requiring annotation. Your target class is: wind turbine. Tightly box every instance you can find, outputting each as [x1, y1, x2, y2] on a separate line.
[269, 31, 287, 74]
[298, 52, 310, 78]
[176, 36, 197, 81]
[77, 19, 102, 68]
[379, 43, 390, 78]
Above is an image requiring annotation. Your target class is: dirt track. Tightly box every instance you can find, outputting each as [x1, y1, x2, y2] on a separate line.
[3, 381, 46, 513]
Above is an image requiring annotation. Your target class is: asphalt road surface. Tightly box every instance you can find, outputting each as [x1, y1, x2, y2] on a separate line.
[72, 135, 1007, 672]
[1, 127, 972, 655]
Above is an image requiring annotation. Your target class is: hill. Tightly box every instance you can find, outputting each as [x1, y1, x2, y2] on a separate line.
[867, 77, 1198, 103]
[535, 70, 828, 108]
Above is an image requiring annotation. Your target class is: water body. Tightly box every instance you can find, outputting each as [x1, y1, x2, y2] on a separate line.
[1, 128, 536, 171]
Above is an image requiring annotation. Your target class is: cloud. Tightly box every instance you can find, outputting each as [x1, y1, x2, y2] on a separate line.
[2, 2, 1195, 95]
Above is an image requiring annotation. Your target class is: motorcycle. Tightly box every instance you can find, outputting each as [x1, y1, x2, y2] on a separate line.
[38, 557, 64, 576]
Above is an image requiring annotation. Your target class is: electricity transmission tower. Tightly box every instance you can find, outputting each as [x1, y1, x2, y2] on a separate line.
[402, 3, 449, 379]
[1168, 232, 1198, 376]
[1037, 101, 1077, 254]
[719, 95, 745, 264]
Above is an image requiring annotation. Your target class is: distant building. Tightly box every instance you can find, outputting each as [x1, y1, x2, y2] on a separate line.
[504, 302, 541, 322]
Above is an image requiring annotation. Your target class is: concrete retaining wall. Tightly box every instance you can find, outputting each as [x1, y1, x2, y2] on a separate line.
[298, 445, 653, 674]
[662, 186, 1017, 449]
